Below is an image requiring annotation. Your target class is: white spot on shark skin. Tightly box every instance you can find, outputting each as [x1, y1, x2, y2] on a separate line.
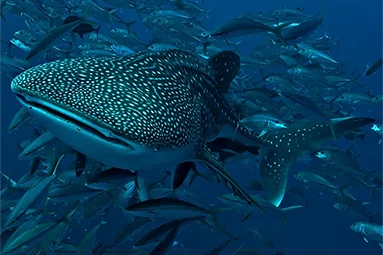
[258, 117, 375, 207]
[12, 49, 269, 208]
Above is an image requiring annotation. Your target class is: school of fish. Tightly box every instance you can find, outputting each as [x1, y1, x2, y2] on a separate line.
[1, 0, 382, 254]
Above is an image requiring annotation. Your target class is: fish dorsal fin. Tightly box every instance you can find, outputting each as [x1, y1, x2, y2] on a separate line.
[208, 51, 240, 94]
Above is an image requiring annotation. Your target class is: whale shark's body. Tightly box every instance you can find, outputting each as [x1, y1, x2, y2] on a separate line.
[11, 49, 267, 208]
[10, 49, 374, 208]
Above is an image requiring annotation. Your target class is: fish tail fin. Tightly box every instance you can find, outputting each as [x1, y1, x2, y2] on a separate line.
[201, 39, 213, 55]
[232, 244, 246, 255]
[352, 73, 361, 82]
[203, 8, 213, 18]
[361, 177, 380, 198]
[198, 146, 265, 211]
[328, 119, 337, 140]
[0, 0, 7, 21]
[1, 38, 13, 54]
[81, 4, 93, 22]
[319, 3, 325, 28]
[337, 184, 351, 197]
[211, 207, 234, 216]
[233, 113, 242, 142]
[369, 186, 379, 199]
[0, 169, 18, 197]
[335, 37, 343, 46]
[351, 73, 364, 87]
[1, 171, 17, 188]
[270, 22, 291, 46]
[192, 13, 209, 25]
[94, 24, 102, 40]
[328, 92, 341, 110]
[240, 212, 252, 222]
[278, 210, 288, 226]
[224, 40, 242, 53]
[57, 201, 81, 225]
[188, 165, 215, 186]
[278, 205, 305, 225]
[122, 20, 136, 33]
[95, 24, 102, 35]
[349, 172, 379, 198]
[172, 162, 194, 189]
[50, 154, 65, 176]
[234, 122, 240, 135]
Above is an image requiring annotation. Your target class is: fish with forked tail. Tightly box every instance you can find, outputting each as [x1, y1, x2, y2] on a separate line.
[257, 117, 375, 207]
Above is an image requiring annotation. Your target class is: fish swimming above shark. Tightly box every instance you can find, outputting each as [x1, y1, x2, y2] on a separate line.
[10, 49, 270, 210]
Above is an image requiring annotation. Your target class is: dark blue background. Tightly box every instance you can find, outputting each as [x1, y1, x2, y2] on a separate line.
[1, 1, 382, 254]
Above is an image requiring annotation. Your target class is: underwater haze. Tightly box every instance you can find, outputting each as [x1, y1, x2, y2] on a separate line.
[0, 0, 382, 255]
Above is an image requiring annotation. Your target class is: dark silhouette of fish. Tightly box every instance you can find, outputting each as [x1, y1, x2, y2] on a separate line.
[63, 15, 101, 38]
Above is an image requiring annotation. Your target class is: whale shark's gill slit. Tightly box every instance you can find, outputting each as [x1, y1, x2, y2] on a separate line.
[15, 93, 135, 150]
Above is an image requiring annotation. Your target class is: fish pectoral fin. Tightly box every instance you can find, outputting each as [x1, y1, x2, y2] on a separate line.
[196, 145, 265, 211]
[363, 237, 369, 243]
[258, 130, 267, 137]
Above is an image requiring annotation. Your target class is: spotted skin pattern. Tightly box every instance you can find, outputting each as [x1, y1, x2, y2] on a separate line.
[258, 117, 375, 207]
[11, 49, 268, 207]
[11, 49, 375, 207]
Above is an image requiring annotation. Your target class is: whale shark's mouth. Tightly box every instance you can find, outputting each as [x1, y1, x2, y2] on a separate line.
[14, 92, 136, 151]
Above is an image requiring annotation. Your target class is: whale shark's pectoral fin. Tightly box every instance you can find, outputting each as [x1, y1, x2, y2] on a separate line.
[258, 147, 291, 208]
[196, 145, 265, 211]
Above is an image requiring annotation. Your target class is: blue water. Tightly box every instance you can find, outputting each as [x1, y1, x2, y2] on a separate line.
[1, 1, 382, 254]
